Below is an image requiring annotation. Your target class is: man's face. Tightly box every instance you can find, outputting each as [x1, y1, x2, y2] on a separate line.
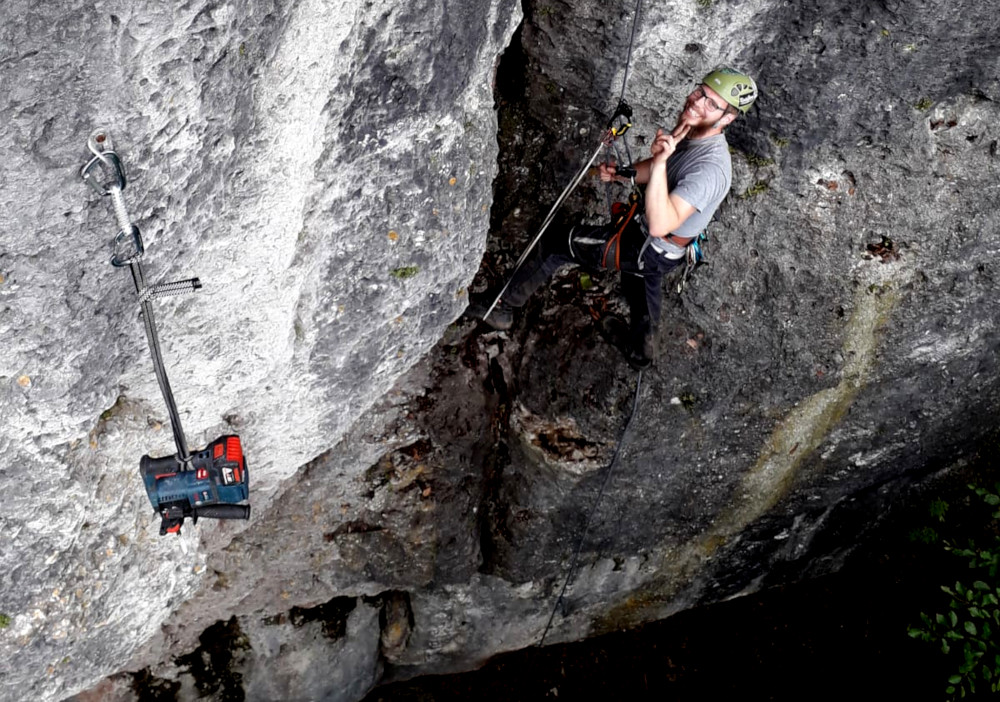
[680, 84, 731, 127]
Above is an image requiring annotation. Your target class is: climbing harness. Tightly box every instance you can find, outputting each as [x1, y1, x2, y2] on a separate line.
[600, 193, 641, 271]
[82, 129, 250, 535]
[538, 368, 644, 647]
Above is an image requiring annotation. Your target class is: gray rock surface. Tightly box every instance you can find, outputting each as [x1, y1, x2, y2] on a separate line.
[1, 0, 999, 699]
[0, 0, 519, 699]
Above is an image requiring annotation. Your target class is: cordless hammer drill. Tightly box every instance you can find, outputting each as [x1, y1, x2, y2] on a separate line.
[140, 435, 250, 535]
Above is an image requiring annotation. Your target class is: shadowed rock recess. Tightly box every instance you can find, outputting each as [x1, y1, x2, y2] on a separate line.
[0, 0, 998, 699]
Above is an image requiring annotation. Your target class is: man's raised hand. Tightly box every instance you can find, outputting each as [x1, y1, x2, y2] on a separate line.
[650, 125, 691, 164]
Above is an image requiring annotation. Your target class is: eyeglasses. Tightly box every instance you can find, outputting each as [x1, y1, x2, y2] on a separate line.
[692, 86, 725, 113]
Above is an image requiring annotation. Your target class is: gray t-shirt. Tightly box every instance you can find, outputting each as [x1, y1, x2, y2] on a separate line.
[647, 132, 732, 257]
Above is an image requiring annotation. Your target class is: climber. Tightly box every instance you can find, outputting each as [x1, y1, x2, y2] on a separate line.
[471, 67, 757, 369]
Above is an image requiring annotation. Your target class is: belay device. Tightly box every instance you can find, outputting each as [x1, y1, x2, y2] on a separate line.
[81, 129, 250, 536]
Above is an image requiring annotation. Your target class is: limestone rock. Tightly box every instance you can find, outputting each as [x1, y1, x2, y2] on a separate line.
[3, 0, 1000, 700]
[0, 0, 519, 698]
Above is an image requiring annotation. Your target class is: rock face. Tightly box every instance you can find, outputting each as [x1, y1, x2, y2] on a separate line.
[1, 0, 999, 699]
[0, 0, 518, 699]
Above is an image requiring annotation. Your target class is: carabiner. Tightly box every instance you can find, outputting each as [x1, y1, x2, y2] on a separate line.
[111, 224, 144, 267]
[607, 99, 634, 138]
[81, 129, 127, 196]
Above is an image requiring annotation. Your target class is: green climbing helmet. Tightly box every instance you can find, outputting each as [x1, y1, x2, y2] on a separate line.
[702, 67, 758, 113]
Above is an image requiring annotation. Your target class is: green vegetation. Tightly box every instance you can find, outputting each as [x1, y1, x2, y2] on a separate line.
[929, 497, 950, 523]
[390, 266, 420, 280]
[770, 134, 790, 148]
[915, 97, 934, 111]
[908, 483, 1000, 699]
[730, 147, 774, 167]
[744, 152, 775, 168]
[741, 180, 770, 199]
[0, 613, 10, 629]
[696, 0, 713, 7]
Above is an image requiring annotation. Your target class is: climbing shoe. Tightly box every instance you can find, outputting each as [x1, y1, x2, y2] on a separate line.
[622, 341, 652, 370]
[598, 316, 652, 370]
[465, 298, 515, 331]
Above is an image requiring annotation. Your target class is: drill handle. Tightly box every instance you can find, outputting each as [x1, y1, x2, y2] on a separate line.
[195, 504, 251, 521]
[140, 453, 182, 477]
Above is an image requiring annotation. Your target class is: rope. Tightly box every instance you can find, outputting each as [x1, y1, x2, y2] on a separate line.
[617, 0, 644, 105]
[538, 368, 644, 647]
[482, 139, 608, 320]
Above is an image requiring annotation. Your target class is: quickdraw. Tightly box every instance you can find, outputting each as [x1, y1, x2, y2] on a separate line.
[81, 129, 198, 462]
[676, 231, 708, 293]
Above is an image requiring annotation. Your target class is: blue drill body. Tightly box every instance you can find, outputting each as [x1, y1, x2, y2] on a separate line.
[140, 435, 250, 535]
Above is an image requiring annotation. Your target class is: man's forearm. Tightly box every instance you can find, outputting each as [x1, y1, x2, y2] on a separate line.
[644, 160, 684, 238]
[631, 157, 653, 185]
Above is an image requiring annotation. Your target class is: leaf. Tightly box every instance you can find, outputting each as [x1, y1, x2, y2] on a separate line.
[946, 686, 955, 695]
[958, 582, 967, 596]
[974, 581, 991, 591]
[951, 611, 959, 626]
[984, 493, 1000, 506]
[966, 621, 978, 636]
[937, 613, 947, 625]
[949, 675, 963, 684]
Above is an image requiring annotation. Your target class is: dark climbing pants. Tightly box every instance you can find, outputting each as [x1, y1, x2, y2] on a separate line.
[503, 217, 683, 344]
